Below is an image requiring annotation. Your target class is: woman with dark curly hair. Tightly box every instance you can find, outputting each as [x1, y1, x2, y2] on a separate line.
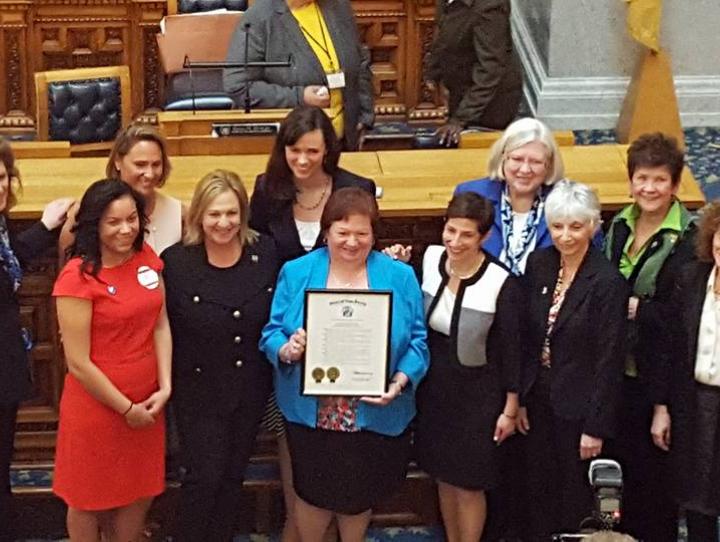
[53, 179, 171, 541]
[661, 201, 720, 541]
[0, 138, 72, 542]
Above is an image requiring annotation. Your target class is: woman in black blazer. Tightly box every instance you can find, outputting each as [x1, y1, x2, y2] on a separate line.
[518, 181, 628, 540]
[250, 105, 375, 263]
[662, 202, 720, 541]
[249, 105, 375, 542]
[0, 138, 73, 542]
[602, 133, 692, 542]
[162, 170, 279, 542]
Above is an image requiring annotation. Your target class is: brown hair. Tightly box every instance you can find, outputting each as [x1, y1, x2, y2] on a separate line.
[183, 169, 257, 246]
[446, 192, 495, 235]
[0, 137, 21, 214]
[106, 124, 172, 187]
[627, 133, 684, 186]
[265, 106, 341, 202]
[320, 187, 379, 237]
[696, 200, 720, 262]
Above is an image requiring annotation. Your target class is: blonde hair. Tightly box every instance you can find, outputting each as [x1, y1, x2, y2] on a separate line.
[106, 124, 172, 188]
[183, 169, 258, 246]
[486, 117, 565, 185]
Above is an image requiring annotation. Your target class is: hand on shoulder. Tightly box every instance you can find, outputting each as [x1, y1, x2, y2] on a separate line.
[41, 197, 75, 230]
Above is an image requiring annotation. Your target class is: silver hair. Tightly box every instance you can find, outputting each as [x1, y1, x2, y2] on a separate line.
[544, 179, 601, 226]
[486, 117, 565, 184]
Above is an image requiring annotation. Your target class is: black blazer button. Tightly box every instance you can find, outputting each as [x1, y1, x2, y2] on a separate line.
[235, 359, 243, 368]
[233, 310, 241, 319]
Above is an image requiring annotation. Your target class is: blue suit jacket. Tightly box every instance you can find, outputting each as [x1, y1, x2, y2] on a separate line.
[455, 178, 602, 262]
[454, 178, 552, 259]
[260, 248, 429, 436]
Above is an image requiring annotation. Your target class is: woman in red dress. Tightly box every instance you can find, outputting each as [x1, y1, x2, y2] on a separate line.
[53, 179, 172, 541]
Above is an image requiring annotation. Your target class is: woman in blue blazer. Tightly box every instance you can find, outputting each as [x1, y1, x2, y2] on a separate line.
[455, 118, 565, 275]
[261, 187, 428, 542]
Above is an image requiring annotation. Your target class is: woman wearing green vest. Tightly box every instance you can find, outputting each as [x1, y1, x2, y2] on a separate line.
[603, 133, 694, 542]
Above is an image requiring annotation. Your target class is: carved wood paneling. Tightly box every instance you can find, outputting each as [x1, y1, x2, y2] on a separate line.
[6, 31, 23, 111]
[11, 244, 63, 461]
[38, 25, 127, 70]
[0, 0, 446, 125]
[142, 25, 161, 109]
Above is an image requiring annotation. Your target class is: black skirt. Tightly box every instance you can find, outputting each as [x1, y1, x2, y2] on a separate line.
[414, 330, 503, 490]
[286, 422, 411, 515]
[677, 382, 720, 515]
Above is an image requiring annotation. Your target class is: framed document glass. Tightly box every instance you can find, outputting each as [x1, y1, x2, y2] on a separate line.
[302, 289, 392, 396]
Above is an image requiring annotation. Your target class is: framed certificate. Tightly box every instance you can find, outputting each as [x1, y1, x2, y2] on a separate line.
[302, 289, 392, 396]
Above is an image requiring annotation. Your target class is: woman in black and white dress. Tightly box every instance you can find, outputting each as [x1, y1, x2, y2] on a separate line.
[412, 192, 522, 542]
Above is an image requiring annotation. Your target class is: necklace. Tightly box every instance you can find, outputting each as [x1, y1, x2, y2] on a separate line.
[295, 177, 330, 211]
[447, 254, 485, 280]
[329, 267, 366, 288]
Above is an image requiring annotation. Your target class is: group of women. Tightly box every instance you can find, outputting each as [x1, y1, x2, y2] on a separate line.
[1, 105, 719, 542]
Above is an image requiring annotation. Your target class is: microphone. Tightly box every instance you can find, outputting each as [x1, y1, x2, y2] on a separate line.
[243, 21, 251, 114]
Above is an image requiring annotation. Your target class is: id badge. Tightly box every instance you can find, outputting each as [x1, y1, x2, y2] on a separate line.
[326, 71, 346, 89]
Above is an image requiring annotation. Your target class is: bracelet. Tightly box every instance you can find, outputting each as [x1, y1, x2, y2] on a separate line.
[122, 401, 134, 416]
[501, 412, 517, 419]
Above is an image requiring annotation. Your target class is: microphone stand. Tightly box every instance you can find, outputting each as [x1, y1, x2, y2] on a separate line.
[182, 21, 291, 115]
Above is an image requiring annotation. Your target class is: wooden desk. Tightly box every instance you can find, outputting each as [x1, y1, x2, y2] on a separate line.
[10, 141, 71, 159]
[157, 109, 294, 156]
[374, 146, 704, 214]
[14, 145, 704, 219]
[459, 130, 576, 149]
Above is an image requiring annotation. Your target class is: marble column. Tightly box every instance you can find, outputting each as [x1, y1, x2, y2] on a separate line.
[511, 0, 720, 129]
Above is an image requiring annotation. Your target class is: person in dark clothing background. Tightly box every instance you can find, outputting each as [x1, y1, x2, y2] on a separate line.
[425, 0, 523, 146]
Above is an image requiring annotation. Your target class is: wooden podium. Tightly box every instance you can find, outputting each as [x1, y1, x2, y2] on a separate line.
[157, 109, 294, 155]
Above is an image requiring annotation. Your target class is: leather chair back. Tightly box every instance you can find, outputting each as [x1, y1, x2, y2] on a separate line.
[47, 78, 121, 145]
[35, 66, 132, 153]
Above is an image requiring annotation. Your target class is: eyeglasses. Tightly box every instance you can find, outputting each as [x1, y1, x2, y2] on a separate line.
[504, 155, 548, 172]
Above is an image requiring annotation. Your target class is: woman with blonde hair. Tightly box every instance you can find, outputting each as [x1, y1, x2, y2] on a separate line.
[60, 124, 182, 256]
[162, 169, 279, 541]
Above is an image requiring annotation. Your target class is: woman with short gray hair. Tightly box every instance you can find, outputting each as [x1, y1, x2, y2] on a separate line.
[518, 180, 628, 540]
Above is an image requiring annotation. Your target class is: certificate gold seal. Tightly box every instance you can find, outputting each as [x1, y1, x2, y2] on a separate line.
[327, 367, 340, 383]
[311, 368, 325, 383]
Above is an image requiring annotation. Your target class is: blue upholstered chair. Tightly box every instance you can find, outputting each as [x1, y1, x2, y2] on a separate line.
[34, 66, 131, 154]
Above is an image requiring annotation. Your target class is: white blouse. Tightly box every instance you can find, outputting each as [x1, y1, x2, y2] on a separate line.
[295, 219, 320, 252]
[428, 286, 454, 336]
[694, 266, 720, 387]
